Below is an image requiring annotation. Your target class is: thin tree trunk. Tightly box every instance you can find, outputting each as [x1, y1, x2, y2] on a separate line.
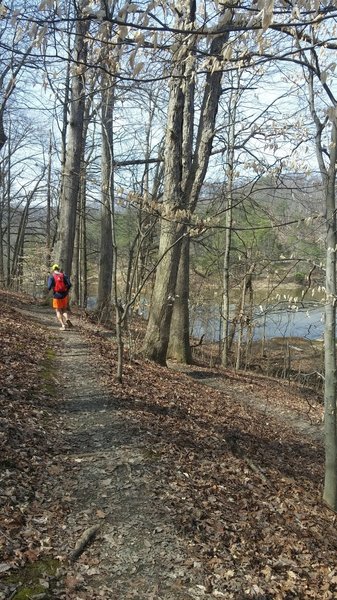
[11, 200, 29, 285]
[6, 125, 11, 287]
[323, 123, 337, 508]
[0, 166, 5, 285]
[235, 274, 247, 371]
[0, 106, 7, 151]
[231, 265, 255, 371]
[46, 133, 52, 270]
[221, 196, 233, 366]
[221, 80, 239, 366]
[79, 181, 88, 308]
[11, 173, 45, 286]
[96, 79, 114, 318]
[305, 62, 337, 509]
[72, 202, 81, 304]
[110, 145, 124, 382]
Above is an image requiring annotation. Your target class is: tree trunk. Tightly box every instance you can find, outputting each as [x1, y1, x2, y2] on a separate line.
[166, 1, 195, 363]
[46, 133, 52, 270]
[306, 62, 337, 509]
[6, 125, 11, 287]
[11, 200, 29, 285]
[0, 107, 7, 151]
[72, 202, 81, 305]
[0, 189, 4, 286]
[142, 220, 185, 364]
[221, 79, 239, 366]
[221, 196, 233, 366]
[323, 122, 337, 508]
[166, 12, 232, 364]
[235, 265, 254, 371]
[143, 6, 232, 365]
[53, 13, 89, 275]
[167, 234, 192, 363]
[79, 178, 88, 308]
[72, 90, 91, 307]
[142, 2, 191, 364]
[142, 34, 185, 363]
[96, 80, 114, 317]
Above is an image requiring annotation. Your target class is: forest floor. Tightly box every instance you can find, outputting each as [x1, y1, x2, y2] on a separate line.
[0, 290, 336, 599]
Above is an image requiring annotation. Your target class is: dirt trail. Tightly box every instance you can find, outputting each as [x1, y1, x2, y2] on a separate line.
[22, 307, 212, 600]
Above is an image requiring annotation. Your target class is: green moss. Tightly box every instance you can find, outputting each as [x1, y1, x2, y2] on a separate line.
[142, 448, 160, 461]
[11, 584, 46, 599]
[39, 349, 57, 395]
[3, 558, 61, 599]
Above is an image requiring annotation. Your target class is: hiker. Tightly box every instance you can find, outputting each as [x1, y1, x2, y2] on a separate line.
[47, 264, 73, 330]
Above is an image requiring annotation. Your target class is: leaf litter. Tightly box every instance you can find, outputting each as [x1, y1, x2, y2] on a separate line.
[0, 290, 336, 599]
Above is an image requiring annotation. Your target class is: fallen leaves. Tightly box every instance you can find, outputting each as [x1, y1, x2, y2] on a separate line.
[1, 292, 337, 599]
[78, 322, 336, 598]
[0, 293, 62, 572]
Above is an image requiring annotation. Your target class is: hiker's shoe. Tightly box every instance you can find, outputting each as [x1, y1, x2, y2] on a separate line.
[66, 319, 74, 328]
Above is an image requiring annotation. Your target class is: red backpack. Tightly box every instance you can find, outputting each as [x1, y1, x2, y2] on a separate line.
[53, 272, 68, 294]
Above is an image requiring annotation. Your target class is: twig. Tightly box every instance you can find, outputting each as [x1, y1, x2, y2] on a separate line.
[190, 334, 205, 348]
[0, 526, 12, 542]
[244, 457, 274, 490]
[69, 524, 100, 563]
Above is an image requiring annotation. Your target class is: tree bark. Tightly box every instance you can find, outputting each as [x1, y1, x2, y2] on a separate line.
[167, 0, 195, 363]
[143, 5, 233, 365]
[46, 133, 52, 271]
[0, 183, 4, 285]
[322, 123, 337, 509]
[221, 80, 239, 366]
[305, 60, 337, 509]
[0, 108, 7, 151]
[6, 127, 11, 287]
[167, 235, 192, 363]
[142, 33, 185, 363]
[97, 79, 114, 317]
[53, 12, 89, 275]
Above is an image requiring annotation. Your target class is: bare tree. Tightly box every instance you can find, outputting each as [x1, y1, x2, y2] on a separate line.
[142, 2, 233, 364]
[53, 2, 90, 275]
[301, 47, 337, 509]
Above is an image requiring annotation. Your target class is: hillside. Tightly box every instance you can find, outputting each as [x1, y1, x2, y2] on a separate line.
[0, 290, 336, 600]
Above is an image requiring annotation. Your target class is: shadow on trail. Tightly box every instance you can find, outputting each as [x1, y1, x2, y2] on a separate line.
[59, 390, 322, 487]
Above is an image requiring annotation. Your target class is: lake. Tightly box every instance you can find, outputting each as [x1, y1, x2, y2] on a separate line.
[190, 303, 325, 342]
[87, 296, 325, 342]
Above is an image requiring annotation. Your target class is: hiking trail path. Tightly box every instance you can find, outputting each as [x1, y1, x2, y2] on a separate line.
[22, 306, 212, 600]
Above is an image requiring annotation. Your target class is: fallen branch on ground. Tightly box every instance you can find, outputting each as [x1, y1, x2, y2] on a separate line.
[244, 457, 273, 489]
[69, 524, 100, 562]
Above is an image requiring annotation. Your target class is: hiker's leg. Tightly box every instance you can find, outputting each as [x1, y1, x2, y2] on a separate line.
[60, 309, 68, 326]
[64, 313, 73, 328]
[55, 309, 66, 329]
[63, 300, 73, 327]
